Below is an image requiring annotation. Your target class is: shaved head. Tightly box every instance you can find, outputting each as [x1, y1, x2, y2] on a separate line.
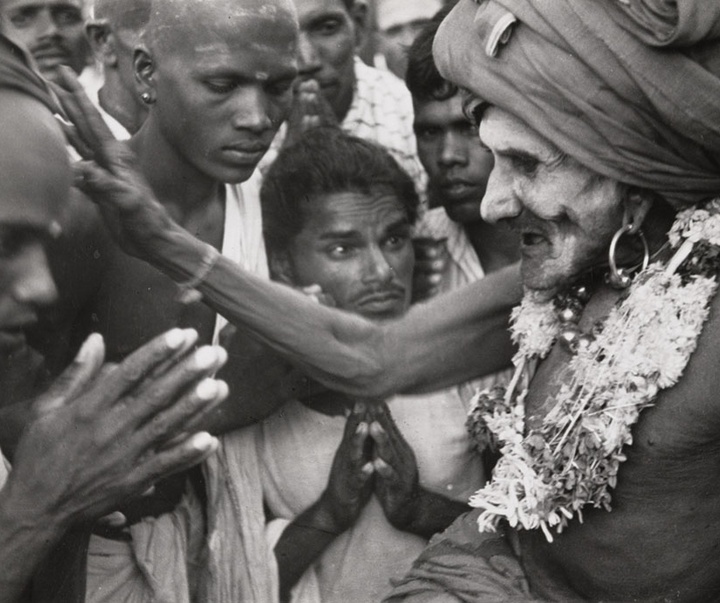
[91, 0, 152, 33]
[143, 0, 297, 54]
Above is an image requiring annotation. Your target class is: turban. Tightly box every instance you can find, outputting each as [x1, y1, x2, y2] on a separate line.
[0, 34, 57, 113]
[433, 0, 720, 207]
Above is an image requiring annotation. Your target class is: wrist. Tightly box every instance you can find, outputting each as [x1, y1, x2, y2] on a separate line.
[0, 476, 69, 540]
[315, 491, 354, 534]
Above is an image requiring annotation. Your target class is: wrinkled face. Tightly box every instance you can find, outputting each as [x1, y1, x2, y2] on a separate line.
[479, 107, 624, 295]
[0, 94, 67, 352]
[378, 19, 428, 78]
[286, 190, 414, 320]
[1, 0, 89, 80]
[147, 11, 297, 184]
[293, 0, 357, 122]
[414, 94, 492, 222]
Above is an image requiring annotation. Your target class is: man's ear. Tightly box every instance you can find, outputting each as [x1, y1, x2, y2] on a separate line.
[85, 21, 117, 67]
[269, 251, 295, 285]
[134, 46, 156, 102]
[350, 1, 368, 50]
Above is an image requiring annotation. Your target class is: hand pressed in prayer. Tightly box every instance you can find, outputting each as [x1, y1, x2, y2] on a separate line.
[4, 329, 227, 525]
[319, 401, 375, 532]
[49, 66, 175, 260]
[367, 402, 421, 530]
[284, 78, 339, 147]
[411, 237, 449, 303]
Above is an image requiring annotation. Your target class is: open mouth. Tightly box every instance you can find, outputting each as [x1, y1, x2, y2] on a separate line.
[522, 232, 547, 246]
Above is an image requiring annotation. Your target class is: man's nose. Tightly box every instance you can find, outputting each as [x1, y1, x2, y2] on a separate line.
[480, 169, 522, 223]
[36, 9, 61, 39]
[297, 33, 322, 78]
[231, 87, 273, 133]
[361, 247, 394, 284]
[438, 131, 467, 168]
[14, 244, 59, 310]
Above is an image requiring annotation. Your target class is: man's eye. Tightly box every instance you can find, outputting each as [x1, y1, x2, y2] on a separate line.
[0, 231, 27, 258]
[327, 244, 353, 258]
[52, 7, 82, 26]
[205, 80, 237, 94]
[384, 234, 409, 250]
[509, 154, 540, 175]
[414, 126, 440, 141]
[9, 9, 38, 27]
[313, 18, 342, 36]
[267, 79, 294, 97]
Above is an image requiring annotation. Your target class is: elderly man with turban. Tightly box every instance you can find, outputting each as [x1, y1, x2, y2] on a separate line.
[60, 0, 720, 600]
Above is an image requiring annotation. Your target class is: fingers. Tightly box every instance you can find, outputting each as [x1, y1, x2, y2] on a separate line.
[38, 333, 105, 412]
[131, 431, 219, 488]
[133, 376, 228, 450]
[54, 66, 116, 168]
[92, 329, 199, 406]
[123, 344, 228, 428]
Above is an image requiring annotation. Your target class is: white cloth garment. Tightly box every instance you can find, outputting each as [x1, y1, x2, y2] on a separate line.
[254, 387, 485, 603]
[85, 172, 275, 603]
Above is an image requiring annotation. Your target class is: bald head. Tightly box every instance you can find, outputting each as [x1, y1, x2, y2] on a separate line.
[92, 0, 152, 33]
[143, 0, 297, 54]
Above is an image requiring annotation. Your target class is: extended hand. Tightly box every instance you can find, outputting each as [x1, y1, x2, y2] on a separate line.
[368, 402, 420, 530]
[50, 66, 175, 260]
[3, 328, 227, 527]
[411, 237, 449, 303]
[319, 401, 375, 532]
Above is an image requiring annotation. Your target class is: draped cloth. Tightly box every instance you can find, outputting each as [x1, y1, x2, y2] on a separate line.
[433, 0, 720, 207]
[0, 34, 56, 112]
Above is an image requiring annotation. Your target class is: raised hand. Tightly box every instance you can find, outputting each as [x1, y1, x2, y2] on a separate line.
[284, 78, 339, 147]
[50, 66, 175, 259]
[318, 401, 375, 532]
[367, 402, 421, 531]
[2, 328, 227, 526]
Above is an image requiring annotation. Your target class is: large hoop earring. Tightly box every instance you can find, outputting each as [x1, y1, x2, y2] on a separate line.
[605, 223, 650, 289]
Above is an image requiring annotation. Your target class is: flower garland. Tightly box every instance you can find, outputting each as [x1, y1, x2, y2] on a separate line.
[467, 200, 720, 542]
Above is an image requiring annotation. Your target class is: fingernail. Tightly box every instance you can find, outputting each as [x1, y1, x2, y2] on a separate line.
[194, 346, 218, 369]
[191, 431, 217, 452]
[356, 422, 368, 435]
[215, 346, 228, 367]
[77, 332, 103, 363]
[165, 328, 185, 350]
[196, 378, 219, 400]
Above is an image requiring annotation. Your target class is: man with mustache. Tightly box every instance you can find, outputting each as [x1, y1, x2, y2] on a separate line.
[0, 0, 89, 82]
[407, 7, 520, 304]
[256, 128, 482, 603]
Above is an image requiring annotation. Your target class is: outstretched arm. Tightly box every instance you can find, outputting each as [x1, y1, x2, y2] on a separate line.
[55, 66, 521, 398]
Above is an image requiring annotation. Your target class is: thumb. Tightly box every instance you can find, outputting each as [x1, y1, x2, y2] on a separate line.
[38, 333, 105, 412]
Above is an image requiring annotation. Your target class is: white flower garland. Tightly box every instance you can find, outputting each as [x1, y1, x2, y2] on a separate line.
[467, 200, 720, 542]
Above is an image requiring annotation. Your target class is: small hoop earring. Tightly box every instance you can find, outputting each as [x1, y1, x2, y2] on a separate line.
[140, 92, 155, 105]
[605, 223, 650, 289]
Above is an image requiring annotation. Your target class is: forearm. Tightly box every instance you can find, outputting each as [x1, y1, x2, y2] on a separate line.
[147, 226, 522, 397]
[0, 485, 67, 603]
[405, 489, 471, 540]
[274, 498, 346, 602]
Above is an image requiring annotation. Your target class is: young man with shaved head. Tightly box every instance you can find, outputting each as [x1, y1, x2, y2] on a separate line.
[35, 0, 303, 600]
[82, 0, 151, 137]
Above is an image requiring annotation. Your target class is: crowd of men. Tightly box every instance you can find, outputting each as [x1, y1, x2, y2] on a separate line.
[2, 0, 720, 602]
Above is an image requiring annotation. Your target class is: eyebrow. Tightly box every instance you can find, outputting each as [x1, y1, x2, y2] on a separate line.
[316, 217, 411, 241]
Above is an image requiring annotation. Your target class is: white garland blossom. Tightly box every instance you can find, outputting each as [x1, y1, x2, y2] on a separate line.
[467, 201, 720, 541]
